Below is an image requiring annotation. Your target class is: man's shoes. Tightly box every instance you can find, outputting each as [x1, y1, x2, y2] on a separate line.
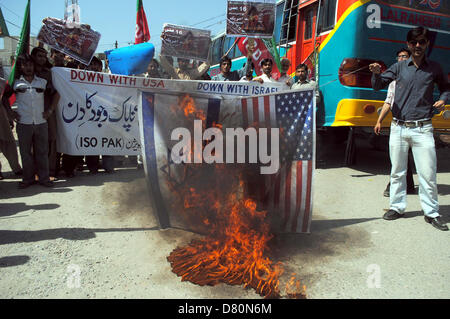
[383, 209, 404, 220]
[39, 180, 54, 188]
[18, 181, 34, 189]
[424, 216, 449, 231]
[383, 189, 389, 197]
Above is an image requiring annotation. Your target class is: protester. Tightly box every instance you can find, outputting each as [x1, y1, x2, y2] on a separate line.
[278, 58, 294, 87]
[2, 54, 55, 188]
[291, 63, 316, 89]
[50, 48, 66, 68]
[31, 47, 60, 181]
[370, 26, 449, 231]
[239, 62, 255, 81]
[144, 59, 162, 78]
[212, 55, 252, 81]
[252, 58, 277, 83]
[159, 55, 210, 80]
[374, 48, 416, 197]
[291, 63, 321, 103]
[0, 98, 22, 179]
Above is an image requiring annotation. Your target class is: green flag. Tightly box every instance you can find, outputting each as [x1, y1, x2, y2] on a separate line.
[0, 7, 10, 37]
[8, 0, 30, 86]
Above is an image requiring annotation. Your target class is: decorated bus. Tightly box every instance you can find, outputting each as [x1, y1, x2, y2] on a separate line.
[210, 0, 450, 164]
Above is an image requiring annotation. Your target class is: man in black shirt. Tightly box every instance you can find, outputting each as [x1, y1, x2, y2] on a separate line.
[370, 26, 448, 231]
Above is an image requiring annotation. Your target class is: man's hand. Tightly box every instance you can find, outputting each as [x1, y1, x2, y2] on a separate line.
[369, 63, 382, 74]
[12, 111, 20, 122]
[374, 122, 382, 135]
[253, 77, 264, 84]
[42, 109, 53, 120]
[433, 100, 446, 112]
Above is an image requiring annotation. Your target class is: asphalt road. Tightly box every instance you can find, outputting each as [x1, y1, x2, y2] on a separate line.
[0, 133, 449, 299]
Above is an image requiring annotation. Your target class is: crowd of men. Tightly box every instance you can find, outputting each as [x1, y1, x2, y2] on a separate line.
[0, 26, 448, 232]
[0, 42, 316, 187]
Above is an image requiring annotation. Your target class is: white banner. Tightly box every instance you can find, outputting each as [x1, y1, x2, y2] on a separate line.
[52, 67, 284, 156]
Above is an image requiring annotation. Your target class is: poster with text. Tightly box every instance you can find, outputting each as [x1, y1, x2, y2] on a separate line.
[226, 0, 276, 38]
[160, 24, 211, 61]
[37, 17, 101, 65]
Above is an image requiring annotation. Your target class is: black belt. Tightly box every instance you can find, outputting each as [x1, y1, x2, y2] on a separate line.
[393, 119, 432, 128]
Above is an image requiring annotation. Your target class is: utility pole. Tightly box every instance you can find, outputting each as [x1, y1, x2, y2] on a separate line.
[115, 41, 118, 49]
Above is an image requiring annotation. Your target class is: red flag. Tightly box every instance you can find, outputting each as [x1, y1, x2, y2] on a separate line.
[237, 37, 280, 79]
[135, 0, 150, 44]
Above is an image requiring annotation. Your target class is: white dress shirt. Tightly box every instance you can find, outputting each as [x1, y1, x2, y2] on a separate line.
[254, 73, 278, 83]
[13, 75, 48, 125]
[385, 81, 396, 107]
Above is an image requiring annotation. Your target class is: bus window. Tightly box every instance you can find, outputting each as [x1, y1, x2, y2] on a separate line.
[281, 0, 299, 43]
[318, 0, 337, 33]
[304, 9, 314, 40]
[211, 37, 224, 65]
[274, 0, 285, 44]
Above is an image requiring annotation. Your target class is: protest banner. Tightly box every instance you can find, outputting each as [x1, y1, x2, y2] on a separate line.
[51, 67, 285, 156]
[226, 0, 276, 38]
[37, 17, 101, 65]
[138, 86, 315, 234]
[161, 24, 211, 61]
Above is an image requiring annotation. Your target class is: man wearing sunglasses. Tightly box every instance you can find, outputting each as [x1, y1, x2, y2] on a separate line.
[369, 26, 449, 231]
[2, 53, 54, 189]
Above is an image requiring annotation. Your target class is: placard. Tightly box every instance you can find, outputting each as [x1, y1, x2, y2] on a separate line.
[226, 0, 276, 38]
[37, 17, 101, 65]
[161, 24, 211, 61]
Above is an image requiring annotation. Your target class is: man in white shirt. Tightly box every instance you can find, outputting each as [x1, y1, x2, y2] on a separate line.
[292, 63, 321, 103]
[4, 54, 54, 188]
[253, 58, 278, 83]
[373, 48, 415, 197]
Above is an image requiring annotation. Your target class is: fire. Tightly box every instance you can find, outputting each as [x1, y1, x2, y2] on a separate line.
[166, 94, 307, 299]
[179, 94, 206, 121]
[168, 194, 284, 298]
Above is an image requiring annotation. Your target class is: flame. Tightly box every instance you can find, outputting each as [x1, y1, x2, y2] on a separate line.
[165, 94, 307, 299]
[179, 94, 206, 121]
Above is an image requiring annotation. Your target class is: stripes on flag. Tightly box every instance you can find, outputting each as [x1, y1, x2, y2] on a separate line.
[240, 90, 314, 233]
[140, 89, 314, 233]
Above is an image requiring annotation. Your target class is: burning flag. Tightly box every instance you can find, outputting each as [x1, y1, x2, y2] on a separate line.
[138, 83, 314, 298]
[135, 0, 150, 44]
[138, 87, 315, 233]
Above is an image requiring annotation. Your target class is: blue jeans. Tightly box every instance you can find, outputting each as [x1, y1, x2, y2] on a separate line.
[389, 122, 439, 218]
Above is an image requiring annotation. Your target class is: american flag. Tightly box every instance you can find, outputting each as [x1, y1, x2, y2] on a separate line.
[140, 88, 314, 233]
[241, 90, 315, 233]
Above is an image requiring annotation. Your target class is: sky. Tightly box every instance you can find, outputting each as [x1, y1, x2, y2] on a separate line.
[0, 0, 230, 54]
